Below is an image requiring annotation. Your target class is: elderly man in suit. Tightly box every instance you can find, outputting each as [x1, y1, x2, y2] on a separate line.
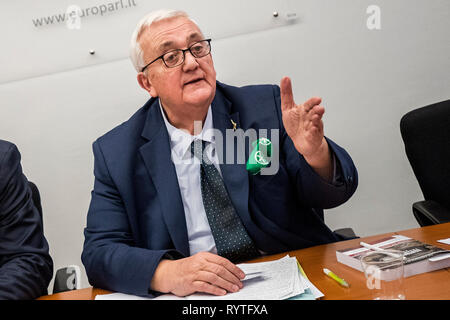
[0, 140, 53, 299]
[82, 9, 358, 298]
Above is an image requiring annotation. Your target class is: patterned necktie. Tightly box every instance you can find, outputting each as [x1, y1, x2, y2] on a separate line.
[190, 139, 260, 262]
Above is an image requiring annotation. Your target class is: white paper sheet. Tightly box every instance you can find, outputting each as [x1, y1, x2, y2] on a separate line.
[95, 255, 323, 300]
[95, 292, 151, 300]
[154, 255, 303, 300]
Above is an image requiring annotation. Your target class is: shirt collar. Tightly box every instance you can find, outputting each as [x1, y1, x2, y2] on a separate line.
[159, 99, 215, 159]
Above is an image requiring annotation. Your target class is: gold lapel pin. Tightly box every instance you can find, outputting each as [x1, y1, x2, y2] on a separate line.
[230, 119, 237, 131]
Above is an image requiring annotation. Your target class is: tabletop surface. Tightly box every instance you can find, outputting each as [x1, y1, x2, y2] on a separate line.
[38, 223, 450, 300]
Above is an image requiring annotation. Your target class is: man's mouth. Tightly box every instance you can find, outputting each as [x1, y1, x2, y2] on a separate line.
[184, 78, 204, 86]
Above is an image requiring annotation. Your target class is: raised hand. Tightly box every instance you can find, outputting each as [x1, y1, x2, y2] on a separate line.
[280, 76, 333, 180]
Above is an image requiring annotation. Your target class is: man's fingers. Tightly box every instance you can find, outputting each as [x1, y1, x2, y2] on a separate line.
[205, 254, 245, 280]
[193, 281, 227, 296]
[308, 118, 324, 136]
[303, 97, 322, 112]
[202, 263, 243, 288]
[280, 76, 295, 111]
[311, 111, 323, 125]
[303, 104, 325, 123]
[313, 104, 325, 116]
[197, 271, 240, 293]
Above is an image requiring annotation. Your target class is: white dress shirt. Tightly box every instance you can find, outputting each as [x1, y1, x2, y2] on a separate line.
[159, 100, 219, 255]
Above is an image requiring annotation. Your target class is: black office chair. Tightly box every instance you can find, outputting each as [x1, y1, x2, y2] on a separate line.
[334, 227, 357, 239]
[400, 99, 450, 226]
[315, 209, 357, 239]
[28, 181, 81, 294]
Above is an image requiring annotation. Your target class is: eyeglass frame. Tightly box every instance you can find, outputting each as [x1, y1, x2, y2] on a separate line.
[141, 39, 212, 72]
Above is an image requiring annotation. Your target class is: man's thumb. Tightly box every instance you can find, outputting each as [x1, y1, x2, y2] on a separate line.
[280, 76, 295, 111]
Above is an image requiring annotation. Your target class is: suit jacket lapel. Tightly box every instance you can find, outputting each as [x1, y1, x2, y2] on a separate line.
[211, 91, 253, 229]
[139, 100, 190, 257]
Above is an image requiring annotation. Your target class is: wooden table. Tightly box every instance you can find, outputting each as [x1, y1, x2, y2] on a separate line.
[38, 223, 450, 300]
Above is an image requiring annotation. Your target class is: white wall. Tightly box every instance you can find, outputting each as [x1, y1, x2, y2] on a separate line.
[0, 0, 449, 291]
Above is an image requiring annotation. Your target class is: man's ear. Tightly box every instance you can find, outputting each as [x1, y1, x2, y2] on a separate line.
[137, 72, 158, 97]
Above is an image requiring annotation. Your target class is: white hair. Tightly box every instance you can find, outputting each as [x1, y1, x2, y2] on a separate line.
[129, 9, 196, 73]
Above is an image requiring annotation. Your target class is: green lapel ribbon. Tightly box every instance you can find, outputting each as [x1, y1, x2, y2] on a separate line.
[246, 138, 272, 175]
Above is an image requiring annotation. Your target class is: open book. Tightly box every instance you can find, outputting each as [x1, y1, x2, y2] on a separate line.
[336, 235, 450, 277]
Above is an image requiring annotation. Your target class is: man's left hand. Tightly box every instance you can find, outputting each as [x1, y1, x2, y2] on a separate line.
[280, 76, 333, 181]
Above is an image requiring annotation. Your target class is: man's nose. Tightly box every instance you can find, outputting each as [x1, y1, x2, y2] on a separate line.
[182, 51, 199, 71]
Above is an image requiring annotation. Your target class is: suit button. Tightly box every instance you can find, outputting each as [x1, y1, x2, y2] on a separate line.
[347, 176, 353, 183]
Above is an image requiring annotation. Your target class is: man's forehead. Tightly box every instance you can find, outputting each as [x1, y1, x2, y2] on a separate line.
[157, 32, 203, 51]
[141, 17, 203, 54]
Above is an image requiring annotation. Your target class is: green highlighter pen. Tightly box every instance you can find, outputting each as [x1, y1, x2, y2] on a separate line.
[323, 268, 350, 288]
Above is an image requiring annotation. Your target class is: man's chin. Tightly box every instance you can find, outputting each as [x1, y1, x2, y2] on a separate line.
[183, 87, 215, 107]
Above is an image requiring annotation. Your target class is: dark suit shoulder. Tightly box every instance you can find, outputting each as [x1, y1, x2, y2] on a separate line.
[0, 140, 21, 192]
[0, 139, 18, 161]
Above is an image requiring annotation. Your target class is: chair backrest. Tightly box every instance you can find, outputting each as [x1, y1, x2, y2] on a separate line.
[400, 99, 450, 209]
[53, 265, 82, 294]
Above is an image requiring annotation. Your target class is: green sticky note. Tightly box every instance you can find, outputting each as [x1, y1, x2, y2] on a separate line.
[246, 138, 272, 175]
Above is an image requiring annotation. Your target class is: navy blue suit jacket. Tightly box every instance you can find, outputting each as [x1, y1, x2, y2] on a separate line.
[0, 140, 53, 299]
[82, 82, 358, 296]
